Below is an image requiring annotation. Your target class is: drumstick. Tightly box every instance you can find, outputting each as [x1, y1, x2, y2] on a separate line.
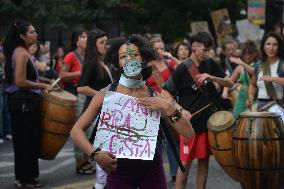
[191, 103, 213, 117]
[228, 83, 240, 93]
[51, 77, 61, 88]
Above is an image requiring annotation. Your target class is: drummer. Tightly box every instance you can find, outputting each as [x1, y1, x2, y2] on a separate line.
[248, 32, 284, 110]
[3, 20, 52, 188]
[163, 32, 233, 189]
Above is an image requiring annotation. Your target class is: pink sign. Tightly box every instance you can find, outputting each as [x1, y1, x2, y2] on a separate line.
[93, 91, 161, 160]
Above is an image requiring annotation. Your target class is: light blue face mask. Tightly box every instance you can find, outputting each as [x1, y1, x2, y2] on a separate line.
[119, 42, 145, 89]
[123, 42, 142, 77]
[119, 74, 145, 89]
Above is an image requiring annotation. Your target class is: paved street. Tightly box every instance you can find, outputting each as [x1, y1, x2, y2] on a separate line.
[0, 138, 241, 189]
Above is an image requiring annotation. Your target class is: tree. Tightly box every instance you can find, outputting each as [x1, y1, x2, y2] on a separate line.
[0, 0, 246, 41]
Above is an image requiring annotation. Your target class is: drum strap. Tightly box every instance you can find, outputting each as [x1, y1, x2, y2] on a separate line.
[88, 81, 186, 172]
[184, 59, 222, 111]
[263, 61, 278, 101]
[72, 50, 84, 65]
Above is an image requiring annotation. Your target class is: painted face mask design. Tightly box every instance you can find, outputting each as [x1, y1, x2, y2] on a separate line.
[123, 42, 142, 77]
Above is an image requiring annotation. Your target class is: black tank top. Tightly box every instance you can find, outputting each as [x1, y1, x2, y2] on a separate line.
[26, 58, 38, 82]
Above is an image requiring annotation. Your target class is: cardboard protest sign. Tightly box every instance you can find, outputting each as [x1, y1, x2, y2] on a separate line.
[211, 8, 233, 38]
[191, 21, 210, 34]
[236, 19, 262, 43]
[93, 91, 161, 160]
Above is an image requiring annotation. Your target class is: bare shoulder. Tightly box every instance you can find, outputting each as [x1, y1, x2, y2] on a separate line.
[90, 86, 110, 107]
[14, 48, 28, 62]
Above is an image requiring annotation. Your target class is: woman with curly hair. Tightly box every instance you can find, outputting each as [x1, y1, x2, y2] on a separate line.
[71, 34, 194, 188]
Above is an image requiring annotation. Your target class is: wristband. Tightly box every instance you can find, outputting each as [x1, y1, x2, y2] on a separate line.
[89, 148, 101, 161]
[168, 107, 183, 124]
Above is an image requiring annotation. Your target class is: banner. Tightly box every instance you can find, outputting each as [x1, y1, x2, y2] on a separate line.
[191, 21, 210, 34]
[247, 0, 265, 25]
[210, 8, 233, 39]
[93, 91, 161, 160]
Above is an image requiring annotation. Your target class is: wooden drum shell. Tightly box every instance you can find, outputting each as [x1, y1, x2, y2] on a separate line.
[233, 112, 284, 189]
[208, 111, 240, 181]
[39, 90, 77, 160]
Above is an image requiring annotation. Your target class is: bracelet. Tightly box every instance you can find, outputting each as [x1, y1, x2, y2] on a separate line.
[89, 148, 101, 161]
[168, 107, 183, 124]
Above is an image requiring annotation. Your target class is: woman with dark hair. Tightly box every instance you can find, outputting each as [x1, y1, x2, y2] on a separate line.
[248, 31, 284, 110]
[76, 29, 112, 182]
[147, 37, 177, 93]
[173, 42, 191, 63]
[3, 20, 52, 188]
[59, 28, 87, 95]
[51, 46, 66, 77]
[71, 34, 194, 188]
[59, 29, 92, 175]
[77, 29, 113, 99]
[76, 29, 113, 186]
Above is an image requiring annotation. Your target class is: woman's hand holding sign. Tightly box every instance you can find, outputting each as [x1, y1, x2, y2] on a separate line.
[138, 95, 195, 138]
[138, 94, 174, 116]
[95, 151, 117, 174]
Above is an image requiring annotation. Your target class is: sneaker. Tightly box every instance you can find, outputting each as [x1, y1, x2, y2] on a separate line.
[0, 139, 4, 144]
[5, 134, 12, 140]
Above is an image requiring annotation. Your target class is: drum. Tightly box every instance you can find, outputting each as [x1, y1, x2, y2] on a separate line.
[233, 112, 284, 189]
[259, 101, 284, 122]
[207, 111, 239, 181]
[39, 90, 77, 160]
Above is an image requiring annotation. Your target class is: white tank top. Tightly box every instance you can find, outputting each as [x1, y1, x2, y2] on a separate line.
[257, 60, 283, 99]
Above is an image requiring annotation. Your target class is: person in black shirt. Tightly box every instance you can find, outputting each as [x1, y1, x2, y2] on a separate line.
[77, 29, 113, 189]
[77, 29, 113, 109]
[163, 32, 233, 189]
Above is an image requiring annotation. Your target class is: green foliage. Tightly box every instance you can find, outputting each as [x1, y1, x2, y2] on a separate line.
[121, 0, 247, 41]
[0, 0, 120, 29]
[0, 0, 246, 40]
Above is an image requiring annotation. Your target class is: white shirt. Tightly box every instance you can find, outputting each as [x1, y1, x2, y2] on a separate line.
[257, 60, 283, 99]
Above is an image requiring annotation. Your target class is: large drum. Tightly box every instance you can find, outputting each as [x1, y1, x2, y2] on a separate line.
[207, 111, 239, 181]
[233, 112, 284, 189]
[39, 90, 77, 160]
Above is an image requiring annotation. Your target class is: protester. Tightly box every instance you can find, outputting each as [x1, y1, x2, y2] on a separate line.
[147, 37, 177, 92]
[52, 46, 65, 77]
[59, 29, 87, 95]
[173, 42, 191, 63]
[163, 32, 233, 189]
[248, 31, 284, 110]
[146, 36, 181, 186]
[58, 29, 96, 175]
[77, 29, 113, 189]
[71, 34, 194, 188]
[0, 37, 12, 143]
[222, 40, 258, 118]
[0, 38, 5, 144]
[3, 19, 52, 188]
[220, 39, 238, 76]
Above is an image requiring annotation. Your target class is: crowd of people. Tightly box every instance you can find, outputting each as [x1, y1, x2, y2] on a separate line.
[1, 18, 284, 189]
